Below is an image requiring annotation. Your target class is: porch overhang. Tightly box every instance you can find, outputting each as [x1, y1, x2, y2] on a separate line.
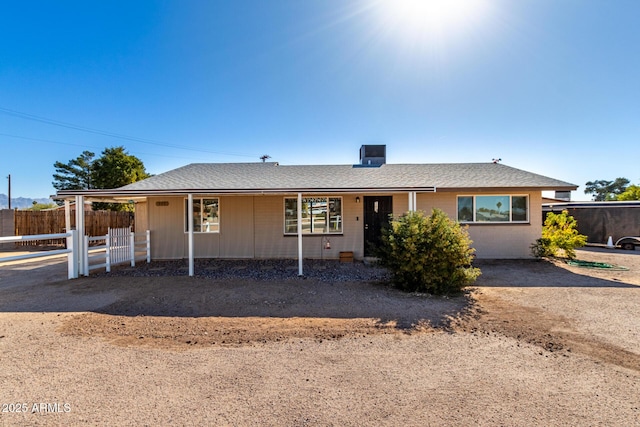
[54, 187, 438, 203]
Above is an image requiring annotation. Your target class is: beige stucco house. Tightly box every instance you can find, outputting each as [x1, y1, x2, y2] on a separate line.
[56, 145, 577, 275]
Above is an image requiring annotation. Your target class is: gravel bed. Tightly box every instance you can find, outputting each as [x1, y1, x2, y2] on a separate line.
[97, 258, 391, 282]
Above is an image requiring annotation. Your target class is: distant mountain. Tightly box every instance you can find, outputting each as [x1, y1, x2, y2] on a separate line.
[0, 193, 54, 209]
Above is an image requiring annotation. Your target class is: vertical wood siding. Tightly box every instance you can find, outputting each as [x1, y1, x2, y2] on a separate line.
[145, 192, 543, 260]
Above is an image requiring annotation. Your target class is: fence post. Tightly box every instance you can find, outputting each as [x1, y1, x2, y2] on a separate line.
[83, 235, 90, 277]
[130, 230, 135, 267]
[105, 234, 111, 273]
[146, 230, 151, 263]
[76, 195, 85, 276]
[67, 230, 78, 279]
[74, 226, 82, 276]
[108, 227, 113, 264]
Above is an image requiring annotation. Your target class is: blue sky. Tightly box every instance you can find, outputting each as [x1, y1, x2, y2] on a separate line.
[1, 0, 638, 201]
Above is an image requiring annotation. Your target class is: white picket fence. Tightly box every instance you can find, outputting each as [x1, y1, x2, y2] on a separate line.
[84, 227, 150, 276]
[0, 228, 150, 279]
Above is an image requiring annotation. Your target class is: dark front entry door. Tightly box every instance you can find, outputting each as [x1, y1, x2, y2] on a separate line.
[363, 196, 393, 257]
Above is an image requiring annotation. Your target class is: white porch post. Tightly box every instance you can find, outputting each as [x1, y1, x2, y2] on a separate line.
[408, 191, 417, 212]
[64, 200, 71, 232]
[297, 192, 303, 276]
[67, 230, 78, 279]
[129, 230, 135, 267]
[64, 200, 76, 279]
[75, 195, 85, 275]
[146, 230, 151, 263]
[188, 193, 194, 277]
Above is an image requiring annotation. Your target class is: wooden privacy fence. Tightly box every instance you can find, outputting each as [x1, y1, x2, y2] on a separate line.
[13, 210, 133, 245]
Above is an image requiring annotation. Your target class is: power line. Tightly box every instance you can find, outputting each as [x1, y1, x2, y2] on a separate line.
[0, 132, 212, 162]
[0, 132, 106, 150]
[0, 107, 258, 158]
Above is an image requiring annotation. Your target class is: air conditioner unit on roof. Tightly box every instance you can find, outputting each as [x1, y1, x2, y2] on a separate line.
[359, 145, 386, 166]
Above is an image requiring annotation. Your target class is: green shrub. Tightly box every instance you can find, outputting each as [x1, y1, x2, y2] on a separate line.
[531, 210, 587, 259]
[529, 237, 555, 258]
[377, 209, 481, 295]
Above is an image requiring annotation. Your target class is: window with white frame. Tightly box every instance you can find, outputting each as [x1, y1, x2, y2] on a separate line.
[457, 195, 529, 223]
[284, 197, 343, 234]
[185, 198, 220, 232]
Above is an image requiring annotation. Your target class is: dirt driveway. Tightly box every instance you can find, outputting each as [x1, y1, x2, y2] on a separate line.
[0, 248, 639, 426]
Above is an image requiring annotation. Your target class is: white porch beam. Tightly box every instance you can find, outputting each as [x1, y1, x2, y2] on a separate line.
[297, 192, 303, 276]
[188, 193, 194, 277]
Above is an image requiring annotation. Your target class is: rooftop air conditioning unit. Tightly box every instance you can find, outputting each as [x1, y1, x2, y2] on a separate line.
[359, 145, 386, 166]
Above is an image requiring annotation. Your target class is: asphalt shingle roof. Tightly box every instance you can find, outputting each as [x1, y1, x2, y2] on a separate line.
[115, 162, 576, 193]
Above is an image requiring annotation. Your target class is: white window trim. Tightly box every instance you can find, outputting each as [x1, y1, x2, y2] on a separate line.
[284, 196, 344, 235]
[457, 195, 530, 224]
[184, 197, 221, 234]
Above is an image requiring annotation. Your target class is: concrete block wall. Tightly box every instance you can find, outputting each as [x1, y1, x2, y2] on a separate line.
[0, 209, 15, 249]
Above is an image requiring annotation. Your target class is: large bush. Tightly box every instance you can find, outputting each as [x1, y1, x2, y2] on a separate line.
[377, 209, 481, 295]
[531, 210, 587, 259]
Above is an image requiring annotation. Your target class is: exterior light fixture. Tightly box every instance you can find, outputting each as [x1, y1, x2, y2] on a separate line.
[356, 196, 360, 203]
[322, 236, 331, 250]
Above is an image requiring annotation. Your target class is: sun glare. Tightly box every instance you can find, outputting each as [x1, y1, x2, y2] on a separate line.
[375, 0, 490, 42]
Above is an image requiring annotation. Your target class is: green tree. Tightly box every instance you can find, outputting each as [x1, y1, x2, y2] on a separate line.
[531, 210, 587, 260]
[91, 147, 150, 211]
[52, 146, 150, 211]
[584, 178, 629, 201]
[29, 201, 58, 211]
[377, 209, 481, 295]
[617, 184, 640, 201]
[91, 146, 150, 189]
[52, 150, 95, 190]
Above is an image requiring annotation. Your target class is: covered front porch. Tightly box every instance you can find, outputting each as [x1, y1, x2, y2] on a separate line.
[60, 190, 430, 277]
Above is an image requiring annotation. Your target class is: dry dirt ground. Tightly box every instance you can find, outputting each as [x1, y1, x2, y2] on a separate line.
[0, 247, 639, 426]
